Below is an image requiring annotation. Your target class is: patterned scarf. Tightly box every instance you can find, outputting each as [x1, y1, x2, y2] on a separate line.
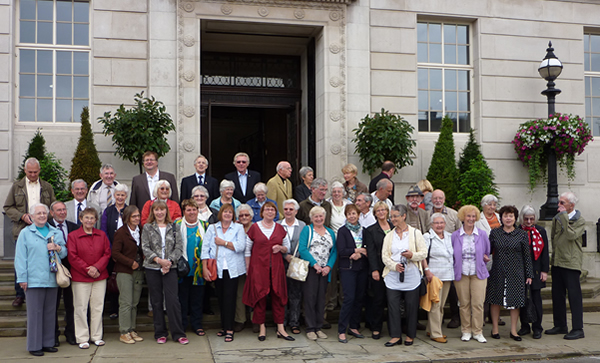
[345, 221, 361, 233]
[522, 225, 543, 261]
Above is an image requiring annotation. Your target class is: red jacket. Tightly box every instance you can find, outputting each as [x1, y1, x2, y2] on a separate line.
[140, 199, 182, 226]
[242, 223, 288, 308]
[67, 227, 112, 282]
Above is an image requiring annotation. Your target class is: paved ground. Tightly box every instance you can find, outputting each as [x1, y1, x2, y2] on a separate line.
[2, 312, 600, 362]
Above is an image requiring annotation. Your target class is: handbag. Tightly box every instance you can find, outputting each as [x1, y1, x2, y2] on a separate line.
[107, 272, 119, 294]
[172, 223, 191, 278]
[286, 239, 309, 282]
[417, 229, 428, 296]
[55, 255, 71, 288]
[525, 285, 537, 323]
[203, 225, 219, 282]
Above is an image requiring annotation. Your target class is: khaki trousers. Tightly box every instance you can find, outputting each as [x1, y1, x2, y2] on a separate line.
[72, 280, 106, 343]
[427, 281, 451, 339]
[454, 275, 487, 335]
[235, 274, 247, 324]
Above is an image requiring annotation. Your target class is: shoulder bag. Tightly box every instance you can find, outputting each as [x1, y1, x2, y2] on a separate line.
[203, 225, 219, 282]
[287, 225, 312, 281]
[54, 251, 72, 288]
[173, 223, 191, 278]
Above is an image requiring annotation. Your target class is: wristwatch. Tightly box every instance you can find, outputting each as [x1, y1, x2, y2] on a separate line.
[424, 267, 430, 271]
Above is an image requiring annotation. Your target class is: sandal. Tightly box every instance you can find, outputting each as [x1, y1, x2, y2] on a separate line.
[224, 332, 234, 342]
[79, 342, 89, 349]
[196, 329, 206, 336]
[291, 326, 301, 335]
[216, 330, 225, 337]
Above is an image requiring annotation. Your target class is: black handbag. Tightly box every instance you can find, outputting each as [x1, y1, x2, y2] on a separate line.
[172, 223, 191, 278]
[525, 285, 537, 323]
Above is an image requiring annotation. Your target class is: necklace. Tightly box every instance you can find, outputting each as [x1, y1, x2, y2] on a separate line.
[184, 220, 198, 227]
[485, 213, 495, 220]
[262, 220, 274, 228]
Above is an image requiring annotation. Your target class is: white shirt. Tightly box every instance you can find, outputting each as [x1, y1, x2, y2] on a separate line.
[146, 172, 159, 199]
[384, 230, 421, 291]
[245, 222, 291, 257]
[423, 230, 454, 281]
[129, 226, 140, 246]
[359, 210, 376, 228]
[26, 178, 40, 208]
[371, 191, 393, 211]
[238, 171, 248, 196]
[74, 199, 87, 218]
[195, 172, 206, 185]
[460, 227, 479, 276]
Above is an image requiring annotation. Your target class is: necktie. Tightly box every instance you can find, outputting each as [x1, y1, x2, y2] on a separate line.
[77, 203, 83, 225]
[107, 187, 113, 207]
[198, 175, 204, 185]
[57, 223, 66, 243]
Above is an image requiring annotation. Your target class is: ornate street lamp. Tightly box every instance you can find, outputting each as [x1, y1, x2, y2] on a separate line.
[538, 41, 563, 220]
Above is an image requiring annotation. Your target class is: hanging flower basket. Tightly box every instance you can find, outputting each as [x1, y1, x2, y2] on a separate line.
[512, 113, 593, 191]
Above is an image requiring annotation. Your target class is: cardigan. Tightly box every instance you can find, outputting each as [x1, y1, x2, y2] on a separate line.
[141, 221, 183, 270]
[451, 227, 490, 281]
[112, 225, 144, 274]
[298, 224, 337, 282]
[101, 204, 127, 244]
[336, 225, 368, 271]
[365, 221, 390, 273]
[381, 225, 427, 279]
[67, 227, 111, 283]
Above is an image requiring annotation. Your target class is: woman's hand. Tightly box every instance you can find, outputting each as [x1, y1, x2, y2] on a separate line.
[313, 264, 322, 274]
[401, 250, 413, 259]
[215, 236, 226, 246]
[131, 261, 139, 270]
[526, 278, 532, 285]
[372, 270, 380, 281]
[425, 269, 434, 283]
[202, 260, 212, 280]
[483, 254, 491, 263]
[321, 266, 331, 277]
[86, 266, 100, 279]
[285, 255, 292, 263]
[19, 282, 27, 292]
[355, 247, 367, 256]
[47, 242, 60, 251]
[540, 272, 548, 282]
[395, 263, 405, 273]
[350, 252, 361, 261]
[272, 245, 286, 254]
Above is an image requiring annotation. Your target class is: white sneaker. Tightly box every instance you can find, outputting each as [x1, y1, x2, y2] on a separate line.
[473, 334, 487, 343]
[461, 333, 472, 341]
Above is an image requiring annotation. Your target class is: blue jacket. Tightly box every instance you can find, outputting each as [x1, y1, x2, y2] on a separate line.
[298, 224, 337, 282]
[15, 223, 67, 288]
[247, 198, 279, 223]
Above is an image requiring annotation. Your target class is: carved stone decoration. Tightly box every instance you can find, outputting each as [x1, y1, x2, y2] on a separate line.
[183, 35, 195, 47]
[329, 76, 343, 88]
[221, 4, 233, 15]
[183, 142, 195, 152]
[294, 9, 305, 19]
[329, 11, 341, 21]
[183, 71, 195, 82]
[329, 43, 341, 54]
[330, 143, 341, 155]
[183, 2, 195, 12]
[183, 106, 195, 118]
[257, 7, 269, 17]
[329, 111, 341, 122]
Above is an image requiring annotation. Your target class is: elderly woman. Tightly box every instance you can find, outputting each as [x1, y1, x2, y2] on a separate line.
[382, 204, 427, 347]
[141, 201, 188, 345]
[299, 206, 337, 341]
[15, 204, 67, 356]
[279, 199, 306, 335]
[342, 163, 368, 203]
[416, 179, 433, 211]
[191, 185, 218, 224]
[422, 213, 454, 343]
[475, 194, 500, 234]
[327, 181, 351, 234]
[337, 204, 368, 343]
[177, 199, 209, 337]
[112, 206, 144, 344]
[201, 204, 246, 343]
[294, 166, 314, 202]
[101, 183, 129, 320]
[67, 207, 111, 349]
[247, 182, 279, 223]
[364, 201, 391, 340]
[517, 206, 549, 339]
[141, 180, 182, 226]
[243, 202, 293, 341]
[452, 205, 490, 343]
[233, 203, 254, 332]
[486, 205, 533, 341]
[209, 180, 241, 212]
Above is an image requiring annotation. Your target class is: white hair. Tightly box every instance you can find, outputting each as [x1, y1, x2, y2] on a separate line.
[430, 212, 446, 222]
[115, 183, 129, 195]
[152, 180, 172, 199]
[283, 199, 300, 211]
[220, 179, 235, 193]
[236, 203, 254, 219]
[25, 157, 40, 169]
[330, 181, 344, 190]
[480, 194, 499, 208]
[519, 205, 536, 224]
[30, 203, 49, 215]
[253, 182, 268, 195]
[560, 191, 578, 205]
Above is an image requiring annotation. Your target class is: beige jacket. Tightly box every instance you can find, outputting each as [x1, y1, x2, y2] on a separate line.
[382, 225, 427, 278]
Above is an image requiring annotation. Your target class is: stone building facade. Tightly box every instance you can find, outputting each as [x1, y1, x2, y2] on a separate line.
[0, 0, 599, 274]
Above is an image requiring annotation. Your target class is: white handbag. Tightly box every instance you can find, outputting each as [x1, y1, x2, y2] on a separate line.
[286, 228, 310, 281]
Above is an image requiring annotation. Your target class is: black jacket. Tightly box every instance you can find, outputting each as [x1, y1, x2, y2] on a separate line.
[337, 225, 368, 271]
[180, 173, 220, 205]
[224, 170, 262, 204]
[519, 224, 550, 290]
[365, 221, 389, 273]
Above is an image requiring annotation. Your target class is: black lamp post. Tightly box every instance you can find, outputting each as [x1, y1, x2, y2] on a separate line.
[538, 41, 563, 220]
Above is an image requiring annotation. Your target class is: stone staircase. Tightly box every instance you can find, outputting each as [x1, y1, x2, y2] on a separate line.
[0, 260, 598, 338]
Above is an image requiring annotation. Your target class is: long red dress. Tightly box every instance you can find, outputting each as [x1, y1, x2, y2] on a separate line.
[242, 223, 288, 308]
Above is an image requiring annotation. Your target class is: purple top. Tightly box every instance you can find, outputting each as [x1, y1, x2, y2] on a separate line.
[451, 227, 490, 281]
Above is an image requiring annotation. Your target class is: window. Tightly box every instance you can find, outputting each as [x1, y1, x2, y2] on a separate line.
[418, 22, 471, 132]
[584, 33, 600, 136]
[18, 0, 90, 123]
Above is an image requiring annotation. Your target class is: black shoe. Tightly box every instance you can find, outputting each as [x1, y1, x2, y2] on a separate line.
[66, 337, 77, 345]
[491, 331, 500, 339]
[277, 332, 295, 341]
[372, 332, 381, 340]
[533, 331, 542, 339]
[258, 335, 266, 341]
[404, 339, 414, 346]
[564, 329, 585, 340]
[498, 318, 506, 326]
[384, 339, 402, 347]
[42, 347, 58, 353]
[510, 333, 522, 341]
[517, 327, 531, 336]
[29, 350, 44, 357]
[416, 322, 426, 331]
[54, 337, 60, 347]
[446, 319, 460, 329]
[12, 296, 24, 307]
[348, 330, 364, 339]
[545, 326, 568, 335]
[203, 309, 215, 315]
[338, 335, 348, 343]
[322, 321, 332, 329]
[252, 324, 260, 333]
[233, 322, 245, 333]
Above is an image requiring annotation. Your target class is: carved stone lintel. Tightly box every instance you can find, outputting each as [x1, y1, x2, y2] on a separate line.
[221, 4, 233, 15]
[329, 11, 341, 21]
[258, 7, 269, 17]
[294, 9, 305, 19]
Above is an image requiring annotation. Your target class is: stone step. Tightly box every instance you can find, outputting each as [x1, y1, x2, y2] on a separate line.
[0, 260, 14, 274]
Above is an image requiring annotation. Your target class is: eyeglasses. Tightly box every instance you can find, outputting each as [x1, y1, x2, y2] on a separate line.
[235, 160, 248, 164]
[238, 214, 251, 218]
[283, 208, 295, 211]
[144, 159, 157, 163]
[193, 194, 206, 198]
[558, 200, 568, 205]
[159, 187, 170, 191]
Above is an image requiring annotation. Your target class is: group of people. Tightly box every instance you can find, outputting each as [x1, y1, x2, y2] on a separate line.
[4, 155, 588, 357]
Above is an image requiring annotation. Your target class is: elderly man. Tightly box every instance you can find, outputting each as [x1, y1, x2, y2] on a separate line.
[429, 189, 461, 233]
[405, 185, 431, 233]
[356, 193, 376, 228]
[66, 180, 101, 226]
[180, 155, 219, 205]
[224, 152, 262, 204]
[130, 151, 179, 212]
[3, 157, 56, 307]
[545, 192, 586, 340]
[87, 164, 119, 213]
[371, 179, 394, 211]
[297, 178, 332, 228]
[266, 161, 293, 219]
[48, 201, 78, 346]
[369, 161, 395, 204]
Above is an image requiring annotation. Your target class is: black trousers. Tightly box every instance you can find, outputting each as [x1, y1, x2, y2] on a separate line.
[55, 284, 75, 341]
[551, 266, 583, 330]
[387, 286, 419, 339]
[284, 276, 303, 328]
[520, 287, 544, 333]
[303, 268, 328, 332]
[448, 282, 460, 321]
[106, 259, 119, 315]
[366, 272, 387, 333]
[215, 270, 239, 332]
[146, 269, 186, 341]
[338, 269, 367, 334]
[178, 276, 204, 331]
